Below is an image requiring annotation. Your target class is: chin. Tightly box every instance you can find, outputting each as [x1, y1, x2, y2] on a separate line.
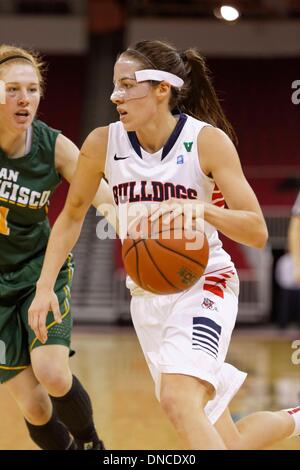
[121, 121, 135, 132]
[12, 119, 34, 131]
[14, 123, 31, 132]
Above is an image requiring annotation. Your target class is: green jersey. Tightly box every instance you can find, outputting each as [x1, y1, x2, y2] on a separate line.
[0, 119, 61, 270]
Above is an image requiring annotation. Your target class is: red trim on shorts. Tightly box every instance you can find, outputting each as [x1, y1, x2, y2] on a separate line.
[203, 270, 236, 298]
[204, 266, 234, 276]
[205, 276, 227, 286]
[288, 406, 300, 415]
[203, 284, 224, 298]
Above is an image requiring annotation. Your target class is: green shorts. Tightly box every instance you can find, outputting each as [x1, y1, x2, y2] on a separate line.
[0, 253, 74, 383]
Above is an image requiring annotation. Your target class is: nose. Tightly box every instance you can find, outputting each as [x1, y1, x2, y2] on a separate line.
[18, 89, 29, 105]
[110, 88, 125, 105]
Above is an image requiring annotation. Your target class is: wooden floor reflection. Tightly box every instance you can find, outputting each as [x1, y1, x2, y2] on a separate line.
[0, 326, 300, 450]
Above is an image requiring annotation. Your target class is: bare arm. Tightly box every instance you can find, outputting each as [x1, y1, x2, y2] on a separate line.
[199, 127, 268, 248]
[288, 215, 300, 283]
[55, 133, 117, 232]
[38, 127, 108, 290]
[28, 127, 108, 342]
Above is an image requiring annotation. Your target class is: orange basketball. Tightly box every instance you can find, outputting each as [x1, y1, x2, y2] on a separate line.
[122, 214, 209, 295]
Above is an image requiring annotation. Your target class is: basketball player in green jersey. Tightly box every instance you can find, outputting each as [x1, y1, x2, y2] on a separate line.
[0, 45, 111, 450]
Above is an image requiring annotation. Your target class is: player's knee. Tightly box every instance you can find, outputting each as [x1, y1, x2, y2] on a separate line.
[34, 364, 72, 397]
[160, 378, 210, 427]
[20, 394, 51, 425]
[160, 389, 185, 423]
[160, 386, 201, 422]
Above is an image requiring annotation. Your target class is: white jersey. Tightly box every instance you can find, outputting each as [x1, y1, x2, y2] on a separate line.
[105, 113, 235, 290]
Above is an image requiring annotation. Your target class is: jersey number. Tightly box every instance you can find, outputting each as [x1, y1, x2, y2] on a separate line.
[0, 206, 10, 235]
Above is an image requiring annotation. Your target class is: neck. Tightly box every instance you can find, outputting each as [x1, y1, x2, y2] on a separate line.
[0, 125, 27, 158]
[136, 112, 177, 153]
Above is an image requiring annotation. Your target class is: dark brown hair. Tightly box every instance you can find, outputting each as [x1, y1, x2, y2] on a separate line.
[123, 40, 237, 144]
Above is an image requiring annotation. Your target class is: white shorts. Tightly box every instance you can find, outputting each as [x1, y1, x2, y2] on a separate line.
[130, 268, 247, 424]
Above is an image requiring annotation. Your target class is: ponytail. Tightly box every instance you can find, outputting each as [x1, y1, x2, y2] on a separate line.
[124, 40, 237, 144]
[178, 49, 237, 144]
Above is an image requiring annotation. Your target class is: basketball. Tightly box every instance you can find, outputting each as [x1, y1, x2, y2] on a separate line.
[122, 214, 209, 295]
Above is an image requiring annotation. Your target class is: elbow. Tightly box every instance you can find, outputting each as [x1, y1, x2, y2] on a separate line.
[64, 196, 87, 224]
[253, 224, 269, 249]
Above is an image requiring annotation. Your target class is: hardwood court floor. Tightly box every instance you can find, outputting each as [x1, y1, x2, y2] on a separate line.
[0, 326, 300, 450]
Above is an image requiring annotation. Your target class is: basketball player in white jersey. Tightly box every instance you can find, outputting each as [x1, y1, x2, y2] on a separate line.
[28, 40, 300, 449]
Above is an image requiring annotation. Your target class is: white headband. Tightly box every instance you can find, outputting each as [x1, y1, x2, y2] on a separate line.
[135, 69, 184, 88]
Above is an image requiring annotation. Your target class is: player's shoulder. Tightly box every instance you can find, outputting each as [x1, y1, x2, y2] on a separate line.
[54, 133, 78, 157]
[183, 114, 214, 137]
[87, 121, 125, 147]
[183, 114, 235, 152]
[89, 125, 109, 140]
[198, 125, 235, 153]
[197, 125, 238, 175]
[84, 126, 109, 149]
[80, 126, 109, 164]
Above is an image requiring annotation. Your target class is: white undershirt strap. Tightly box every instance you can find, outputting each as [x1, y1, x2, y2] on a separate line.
[24, 125, 32, 155]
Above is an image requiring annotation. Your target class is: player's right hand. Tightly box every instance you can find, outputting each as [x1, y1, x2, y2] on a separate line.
[28, 288, 62, 344]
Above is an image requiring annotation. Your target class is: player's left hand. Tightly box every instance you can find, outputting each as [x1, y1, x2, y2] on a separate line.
[28, 287, 62, 344]
[150, 197, 204, 225]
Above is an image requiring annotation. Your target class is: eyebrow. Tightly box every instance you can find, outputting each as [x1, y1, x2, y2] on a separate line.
[113, 76, 136, 84]
[5, 81, 39, 85]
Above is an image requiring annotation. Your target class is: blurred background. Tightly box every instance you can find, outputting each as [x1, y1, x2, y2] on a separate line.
[0, 0, 300, 450]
